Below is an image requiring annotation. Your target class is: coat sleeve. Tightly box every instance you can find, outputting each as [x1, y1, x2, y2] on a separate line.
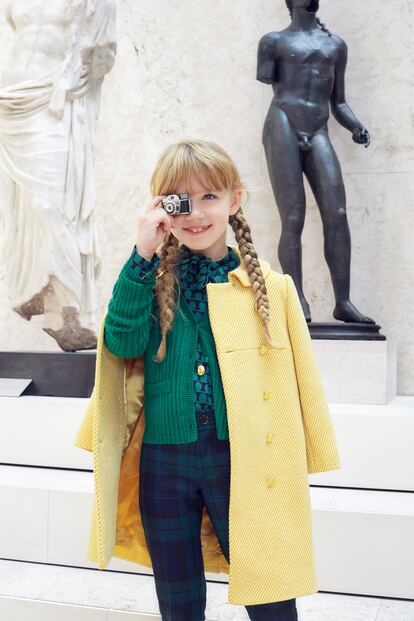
[285, 274, 341, 474]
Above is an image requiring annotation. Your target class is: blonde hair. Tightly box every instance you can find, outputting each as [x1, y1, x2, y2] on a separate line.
[150, 139, 277, 362]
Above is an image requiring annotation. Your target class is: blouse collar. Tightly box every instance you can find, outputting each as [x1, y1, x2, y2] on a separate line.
[176, 244, 240, 289]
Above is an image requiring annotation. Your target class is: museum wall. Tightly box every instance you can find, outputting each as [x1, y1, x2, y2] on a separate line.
[0, 0, 412, 394]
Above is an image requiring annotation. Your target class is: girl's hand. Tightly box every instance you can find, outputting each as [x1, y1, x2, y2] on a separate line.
[136, 195, 175, 260]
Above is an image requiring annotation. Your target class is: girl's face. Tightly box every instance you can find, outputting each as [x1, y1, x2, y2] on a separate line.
[169, 175, 242, 260]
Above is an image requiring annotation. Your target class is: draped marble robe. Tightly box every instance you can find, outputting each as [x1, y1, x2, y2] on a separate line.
[0, 0, 116, 349]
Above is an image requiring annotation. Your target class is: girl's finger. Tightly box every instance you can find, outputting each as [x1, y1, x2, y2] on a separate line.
[154, 203, 175, 229]
[166, 212, 176, 228]
[159, 213, 172, 234]
[146, 195, 166, 211]
[163, 212, 176, 230]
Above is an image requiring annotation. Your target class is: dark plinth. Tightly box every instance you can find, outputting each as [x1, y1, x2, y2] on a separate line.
[0, 351, 97, 398]
[308, 322, 385, 341]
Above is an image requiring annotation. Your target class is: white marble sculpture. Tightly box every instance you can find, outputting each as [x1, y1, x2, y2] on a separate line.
[0, 0, 116, 351]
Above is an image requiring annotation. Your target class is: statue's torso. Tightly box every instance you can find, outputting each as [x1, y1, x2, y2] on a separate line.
[268, 29, 341, 133]
[2, 0, 70, 85]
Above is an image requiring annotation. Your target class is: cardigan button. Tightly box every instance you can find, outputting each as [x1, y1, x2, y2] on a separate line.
[259, 344, 268, 355]
[263, 390, 271, 400]
[197, 364, 206, 376]
[266, 433, 274, 444]
[267, 476, 276, 488]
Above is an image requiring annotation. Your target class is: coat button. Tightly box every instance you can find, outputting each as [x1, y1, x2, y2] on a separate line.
[263, 390, 271, 400]
[259, 344, 268, 355]
[266, 433, 274, 444]
[197, 364, 206, 376]
[267, 476, 276, 488]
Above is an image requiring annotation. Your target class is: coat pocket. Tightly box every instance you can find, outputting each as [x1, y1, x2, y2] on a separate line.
[224, 344, 291, 353]
[144, 379, 171, 395]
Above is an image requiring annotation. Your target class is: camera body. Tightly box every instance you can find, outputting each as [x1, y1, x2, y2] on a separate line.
[161, 193, 192, 215]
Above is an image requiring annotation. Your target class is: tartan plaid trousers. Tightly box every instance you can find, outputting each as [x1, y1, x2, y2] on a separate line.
[139, 407, 299, 621]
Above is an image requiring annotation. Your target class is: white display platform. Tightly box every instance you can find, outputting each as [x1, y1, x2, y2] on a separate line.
[0, 396, 91, 470]
[309, 396, 414, 491]
[0, 465, 413, 599]
[1, 395, 413, 491]
[313, 338, 397, 404]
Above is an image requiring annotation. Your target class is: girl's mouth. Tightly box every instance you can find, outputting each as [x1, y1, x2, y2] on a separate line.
[183, 224, 212, 235]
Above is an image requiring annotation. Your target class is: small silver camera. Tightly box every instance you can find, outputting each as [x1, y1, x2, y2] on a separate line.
[161, 193, 192, 215]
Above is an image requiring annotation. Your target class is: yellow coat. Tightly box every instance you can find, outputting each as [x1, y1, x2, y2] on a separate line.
[74, 244, 341, 606]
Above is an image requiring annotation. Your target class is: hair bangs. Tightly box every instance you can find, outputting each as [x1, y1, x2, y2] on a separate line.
[150, 140, 240, 197]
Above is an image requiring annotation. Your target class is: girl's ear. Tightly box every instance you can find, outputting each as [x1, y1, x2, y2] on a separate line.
[230, 190, 242, 214]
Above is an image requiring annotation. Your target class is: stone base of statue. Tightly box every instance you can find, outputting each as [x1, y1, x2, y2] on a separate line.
[312, 336, 396, 405]
[309, 321, 385, 341]
[0, 351, 96, 398]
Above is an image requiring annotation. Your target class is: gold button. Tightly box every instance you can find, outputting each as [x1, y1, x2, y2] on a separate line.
[266, 433, 274, 444]
[267, 476, 276, 488]
[197, 364, 206, 376]
[259, 344, 268, 356]
[263, 390, 271, 400]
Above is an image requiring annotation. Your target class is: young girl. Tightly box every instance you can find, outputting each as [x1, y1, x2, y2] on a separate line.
[76, 139, 340, 621]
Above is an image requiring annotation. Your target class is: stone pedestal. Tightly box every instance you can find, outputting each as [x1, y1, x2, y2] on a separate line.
[313, 338, 397, 404]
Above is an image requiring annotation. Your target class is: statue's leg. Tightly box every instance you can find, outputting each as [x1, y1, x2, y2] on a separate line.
[262, 104, 311, 320]
[0, 174, 47, 320]
[42, 276, 97, 351]
[303, 130, 374, 323]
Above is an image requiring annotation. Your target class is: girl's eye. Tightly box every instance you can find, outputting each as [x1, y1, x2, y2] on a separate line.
[202, 193, 217, 200]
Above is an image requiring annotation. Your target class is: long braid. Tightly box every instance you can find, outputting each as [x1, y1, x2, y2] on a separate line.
[228, 208, 278, 349]
[316, 16, 331, 36]
[153, 234, 180, 362]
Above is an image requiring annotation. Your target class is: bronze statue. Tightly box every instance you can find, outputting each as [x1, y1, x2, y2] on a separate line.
[257, 0, 374, 324]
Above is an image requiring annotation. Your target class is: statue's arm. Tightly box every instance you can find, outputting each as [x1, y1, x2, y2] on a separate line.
[256, 32, 278, 84]
[330, 37, 365, 133]
[5, 4, 16, 31]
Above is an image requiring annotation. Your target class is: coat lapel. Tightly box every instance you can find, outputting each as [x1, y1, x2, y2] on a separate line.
[227, 243, 271, 285]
